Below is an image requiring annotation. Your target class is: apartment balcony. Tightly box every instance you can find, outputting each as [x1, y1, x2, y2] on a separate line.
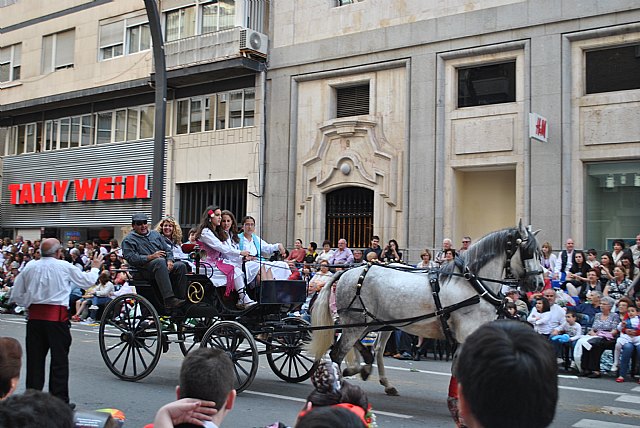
[164, 27, 268, 71]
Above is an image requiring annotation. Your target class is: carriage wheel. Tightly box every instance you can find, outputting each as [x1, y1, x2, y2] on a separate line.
[98, 294, 162, 381]
[266, 317, 318, 383]
[177, 317, 217, 356]
[200, 321, 258, 393]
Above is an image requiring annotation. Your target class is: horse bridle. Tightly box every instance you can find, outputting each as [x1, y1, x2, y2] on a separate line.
[503, 229, 543, 284]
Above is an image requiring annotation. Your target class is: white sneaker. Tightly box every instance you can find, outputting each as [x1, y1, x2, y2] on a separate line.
[89, 305, 99, 310]
[82, 317, 95, 324]
[610, 364, 618, 373]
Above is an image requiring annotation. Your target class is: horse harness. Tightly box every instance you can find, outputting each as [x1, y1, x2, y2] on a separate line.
[338, 259, 510, 347]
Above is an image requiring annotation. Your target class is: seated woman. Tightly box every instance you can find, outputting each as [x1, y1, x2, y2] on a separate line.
[527, 297, 553, 337]
[86, 270, 116, 322]
[155, 216, 194, 273]
[416, 249, 436, 269]
[195, 207, 256, 309]
[315, 240, 335, 264]
[562, 250, 589, 297]
[238, 216, 290, 283]
[287, 239, 307, 264]
[575, 296, 620, 378]
[604, 266, 632, 300]
[382, 239, 403, 263]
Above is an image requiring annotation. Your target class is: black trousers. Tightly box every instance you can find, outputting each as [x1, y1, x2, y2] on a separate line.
[26, 319, 72, 403]
[139, 259, 188, 300]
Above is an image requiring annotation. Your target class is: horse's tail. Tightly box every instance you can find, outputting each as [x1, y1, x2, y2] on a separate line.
[308, 274, 339, 360]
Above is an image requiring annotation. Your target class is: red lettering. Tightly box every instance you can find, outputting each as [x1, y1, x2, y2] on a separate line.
[124, 175, 136, 199]
[74, 178, 98, 201]
[112, 176, 124, 199]
[43, 182, 55, 203]
[96, 177, 113, 201]
[8, 184, 20, 205]
[54, 180, 70, 202]
[19, 183, 33, 205]
[136, 174, 150, 198]
[536, 118, 547, 137]
[32, 182, 44, 204]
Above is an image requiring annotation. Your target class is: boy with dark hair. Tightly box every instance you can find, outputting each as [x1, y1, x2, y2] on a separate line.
[152, 347, 234, 427]
[456, 320, 558, 428]
[304, 242, 318, 264]
[0, 390, 74, 428]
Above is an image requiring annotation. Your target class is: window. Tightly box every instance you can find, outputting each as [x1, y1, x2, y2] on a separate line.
[166, 5, 196, 41]
[127, 22, 151, 54]
[325, 187, 373, 249]
[336, 84, 370, 118]
[99, 21, 124, 60]
[585, 161, 640, 252]
[99, 16, 150, 60]
[0, 43, 21, 83]
[202, 0, 235, 34]
[586, 45, 640, 94]
[5, 122, 42, 155]
[42, 29, 75, 73]
[175, 89, 255, 134]
[457, 61, 516, 108]
[178, 179, 247, 230]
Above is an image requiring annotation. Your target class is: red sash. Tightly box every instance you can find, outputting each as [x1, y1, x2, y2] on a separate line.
[29, 304, 69, 322]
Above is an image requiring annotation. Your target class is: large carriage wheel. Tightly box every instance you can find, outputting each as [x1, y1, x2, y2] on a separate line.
[98, 294, 162, 381]
[177, 317, 217, 356]
[266, 317, 318, 383]
[200, 321, 258, 393]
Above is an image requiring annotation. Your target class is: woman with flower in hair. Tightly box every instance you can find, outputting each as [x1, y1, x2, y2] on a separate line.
[194, 206, 256, 309]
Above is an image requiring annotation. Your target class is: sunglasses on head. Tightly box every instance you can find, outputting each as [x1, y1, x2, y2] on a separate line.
[134, 221, 147, 226]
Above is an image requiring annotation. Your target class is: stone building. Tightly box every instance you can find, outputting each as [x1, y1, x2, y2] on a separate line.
[265, 0, 640, 260]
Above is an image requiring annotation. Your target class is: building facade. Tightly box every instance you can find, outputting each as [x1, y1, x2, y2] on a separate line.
[1, 0, 639, 261]
[0, 0, 268, 243]
[264, 0, 640, 261]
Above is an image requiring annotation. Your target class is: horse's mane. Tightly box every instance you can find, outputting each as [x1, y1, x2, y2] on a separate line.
[462, 227, 533, 274]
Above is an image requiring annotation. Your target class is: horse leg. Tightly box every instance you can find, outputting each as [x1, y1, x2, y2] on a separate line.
[329, 327, 365, 370]
[375, 331, 399, 396]
[353, 341, 374, 381]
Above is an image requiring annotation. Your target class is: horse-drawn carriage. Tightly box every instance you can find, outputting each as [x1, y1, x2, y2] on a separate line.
[98, 245, 318, 393]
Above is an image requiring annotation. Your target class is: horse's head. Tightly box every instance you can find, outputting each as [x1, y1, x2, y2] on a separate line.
[511, 220, 545, 293]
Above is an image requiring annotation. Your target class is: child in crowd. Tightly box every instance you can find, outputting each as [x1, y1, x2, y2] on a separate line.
[612, 304, 640, 375]
[550, 310, 582, 367]
[504, 301, 522, 321]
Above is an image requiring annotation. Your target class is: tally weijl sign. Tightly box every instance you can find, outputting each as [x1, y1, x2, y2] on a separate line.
[7, 174, 151, 205]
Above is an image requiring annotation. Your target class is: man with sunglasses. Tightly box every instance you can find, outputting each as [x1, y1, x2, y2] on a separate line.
[122, 213, 186, 309]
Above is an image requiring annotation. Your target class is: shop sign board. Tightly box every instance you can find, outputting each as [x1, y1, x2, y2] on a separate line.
[7, 174, 150, 205]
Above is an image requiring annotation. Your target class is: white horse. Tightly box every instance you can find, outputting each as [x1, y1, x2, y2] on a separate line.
[309, 222, 544, 397]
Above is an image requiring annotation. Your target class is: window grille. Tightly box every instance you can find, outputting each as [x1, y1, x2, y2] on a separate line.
[325, 187, 373, 249]
[178, 180, 247, 230]
[336, 84, 370, 118]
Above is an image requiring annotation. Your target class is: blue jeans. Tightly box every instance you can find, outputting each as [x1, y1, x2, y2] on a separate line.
[89, 296, 111, 319]
[619, 342, 640, 378]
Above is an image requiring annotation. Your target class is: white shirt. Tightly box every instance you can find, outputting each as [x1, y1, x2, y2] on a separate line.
[9, 257, 100, 307]
[549, 303, 566, 330]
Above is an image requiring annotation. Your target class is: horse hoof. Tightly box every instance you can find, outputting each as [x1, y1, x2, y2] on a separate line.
[342, 368, 359, 377]
[385, 387, 399, 396]
[360, 367, 372, 381]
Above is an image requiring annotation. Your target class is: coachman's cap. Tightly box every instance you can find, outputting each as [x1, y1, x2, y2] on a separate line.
[131, 213, 148, 223]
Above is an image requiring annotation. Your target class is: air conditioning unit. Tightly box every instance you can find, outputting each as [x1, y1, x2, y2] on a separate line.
[239, 28, 268, 57]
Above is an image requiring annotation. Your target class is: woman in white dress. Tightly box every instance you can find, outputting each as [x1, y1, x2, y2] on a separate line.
[239, 216, 290, 283]
[195, 206, 256, 309]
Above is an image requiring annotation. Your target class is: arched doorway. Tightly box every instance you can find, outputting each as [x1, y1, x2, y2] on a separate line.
[325, 187, 373, 248]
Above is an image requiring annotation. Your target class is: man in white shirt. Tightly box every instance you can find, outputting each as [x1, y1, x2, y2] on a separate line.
[9, 238, 102, 405]
[435, 238, 453, 265]
[554, 238, 576, 281]
[542, 289, 566, 331]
